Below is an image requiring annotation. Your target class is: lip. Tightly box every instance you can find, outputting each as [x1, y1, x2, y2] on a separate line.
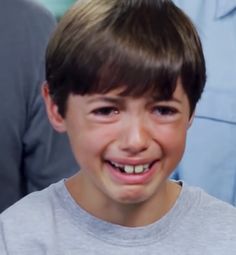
[105, 159, 159, 185]
[105, 158, 156, 166]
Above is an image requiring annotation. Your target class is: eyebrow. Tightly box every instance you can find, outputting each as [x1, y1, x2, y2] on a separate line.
[87, 95, 183, 105]
[86, 96, 125, 105]
[150, 96, 182, 104]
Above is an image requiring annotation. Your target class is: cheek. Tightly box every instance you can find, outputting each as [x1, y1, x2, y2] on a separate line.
[158, 124, 188, 159]
[68, 124, 118, 162]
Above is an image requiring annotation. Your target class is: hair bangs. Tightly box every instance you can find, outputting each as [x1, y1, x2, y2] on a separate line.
[68, 13, 186, 100]
[90, 49, 183, 101]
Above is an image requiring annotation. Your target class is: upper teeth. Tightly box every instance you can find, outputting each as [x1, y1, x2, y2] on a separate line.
[111, 161, 149, 174]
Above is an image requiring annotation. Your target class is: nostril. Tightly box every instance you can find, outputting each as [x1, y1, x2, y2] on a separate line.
[119, 143, 149, 154]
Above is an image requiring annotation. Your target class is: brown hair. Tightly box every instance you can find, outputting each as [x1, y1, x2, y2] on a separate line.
[46, 0, 206, 117]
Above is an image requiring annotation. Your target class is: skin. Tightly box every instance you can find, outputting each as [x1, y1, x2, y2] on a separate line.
[43, 80, 193, 227]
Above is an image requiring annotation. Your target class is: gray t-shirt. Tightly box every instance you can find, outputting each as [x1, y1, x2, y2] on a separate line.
[1, 180, 236, 254]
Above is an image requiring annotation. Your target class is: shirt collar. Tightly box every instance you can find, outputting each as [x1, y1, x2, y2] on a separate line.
[216, 0, 236, 18]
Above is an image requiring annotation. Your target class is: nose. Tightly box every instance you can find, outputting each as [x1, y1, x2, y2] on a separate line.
[119, 117, 150, 154]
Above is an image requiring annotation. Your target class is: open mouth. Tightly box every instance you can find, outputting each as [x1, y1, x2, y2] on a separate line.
[106, 160, 156, 174]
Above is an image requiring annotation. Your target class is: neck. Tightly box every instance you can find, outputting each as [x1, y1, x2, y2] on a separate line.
[66, 174, 181, 227]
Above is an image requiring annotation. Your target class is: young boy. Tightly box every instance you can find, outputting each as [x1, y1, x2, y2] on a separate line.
[1, 0, 236, 254]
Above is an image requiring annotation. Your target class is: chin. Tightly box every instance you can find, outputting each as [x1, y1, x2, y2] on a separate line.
[115, 187, 151, 204]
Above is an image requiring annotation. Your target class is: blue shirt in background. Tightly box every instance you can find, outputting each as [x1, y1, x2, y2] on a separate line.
[171, 0, 236, 205]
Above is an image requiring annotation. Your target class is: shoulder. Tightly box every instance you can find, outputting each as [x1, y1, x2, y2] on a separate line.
[185, 184, 236, 214]
[1, 181, 62, 230]
[10, 0, 55, 22]
[174, 184, 236, 250]
[2, 0, 56, 33]
[199, 188, 236, 223]
[184, 184, 236, 232]
[0, 181, 66, 252]
[0, 182, 60, 253]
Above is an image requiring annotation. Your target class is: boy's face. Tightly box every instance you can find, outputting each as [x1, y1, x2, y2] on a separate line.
[44, 80, 192, 207]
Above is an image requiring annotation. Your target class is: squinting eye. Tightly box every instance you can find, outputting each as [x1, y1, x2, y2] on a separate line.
[153, 106, 178, 116]
[92, 107, 119, 116]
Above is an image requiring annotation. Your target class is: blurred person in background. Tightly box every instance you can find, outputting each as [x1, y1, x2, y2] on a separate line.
[0, 0, 77, 212]
[171, 0, 236, 205]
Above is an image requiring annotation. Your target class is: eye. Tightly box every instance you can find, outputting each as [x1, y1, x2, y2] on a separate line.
[153, 106, 178, 116]
[91, 106, 120, 116]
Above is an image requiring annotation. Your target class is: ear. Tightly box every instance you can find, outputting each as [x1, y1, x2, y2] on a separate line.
[188, 110, 195, 129]
[41, 82, 66, 133]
